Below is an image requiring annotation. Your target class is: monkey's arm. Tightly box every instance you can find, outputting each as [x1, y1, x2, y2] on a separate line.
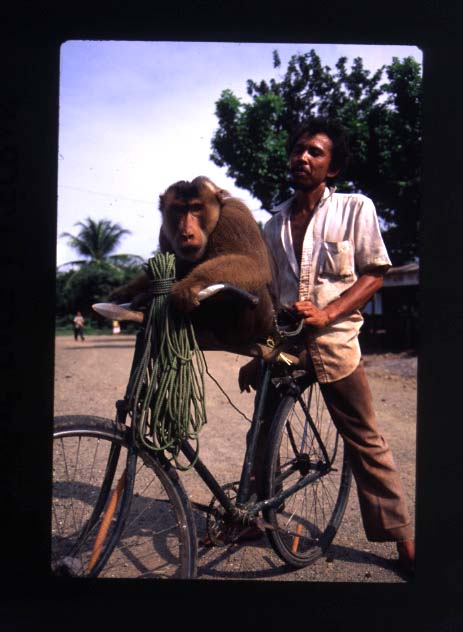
[181, 253, 271, 288]
[171, 253, 272, 312]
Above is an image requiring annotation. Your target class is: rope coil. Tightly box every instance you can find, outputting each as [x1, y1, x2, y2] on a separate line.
[148, 278, 175, 295]
[127, 253, 207, 470]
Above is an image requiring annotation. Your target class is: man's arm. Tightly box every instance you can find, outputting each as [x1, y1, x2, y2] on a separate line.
[293, 270, 385, 328]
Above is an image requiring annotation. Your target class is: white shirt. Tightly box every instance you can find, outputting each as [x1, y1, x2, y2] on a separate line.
[264, 187, 392, 382]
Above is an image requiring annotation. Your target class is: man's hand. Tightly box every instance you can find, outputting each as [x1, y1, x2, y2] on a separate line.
[293, 301, 331, 328]
[292, 272, 385, 328]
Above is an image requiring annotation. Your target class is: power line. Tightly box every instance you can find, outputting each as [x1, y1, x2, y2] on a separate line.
[58, 184, 155, 205]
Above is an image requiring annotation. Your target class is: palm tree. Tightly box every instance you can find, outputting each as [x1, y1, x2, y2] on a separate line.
[60, 217, 142, 266]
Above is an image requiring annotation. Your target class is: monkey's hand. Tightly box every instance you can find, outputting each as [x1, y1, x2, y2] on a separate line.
[170, 281, 204, 313]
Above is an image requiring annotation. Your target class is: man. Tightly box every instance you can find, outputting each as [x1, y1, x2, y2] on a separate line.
[73, 311, 85, 341]
[240, 117, 415, 575]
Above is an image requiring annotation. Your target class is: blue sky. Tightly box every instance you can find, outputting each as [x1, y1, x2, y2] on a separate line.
[57, 41, 422, 267]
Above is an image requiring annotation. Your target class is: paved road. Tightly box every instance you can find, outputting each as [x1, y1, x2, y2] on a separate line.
[54, 334, 416, 582]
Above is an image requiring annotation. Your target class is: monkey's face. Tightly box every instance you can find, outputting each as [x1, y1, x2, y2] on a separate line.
[162, 192, 212, 262]
[160, 178, 223, 263]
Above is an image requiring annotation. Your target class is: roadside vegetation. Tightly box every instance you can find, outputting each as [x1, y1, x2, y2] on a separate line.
[56, 217, 146, 332]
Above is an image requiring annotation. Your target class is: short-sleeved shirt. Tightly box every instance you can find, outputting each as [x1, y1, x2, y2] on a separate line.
[264, 186, 392, 382]
[74, 315, 85, 328]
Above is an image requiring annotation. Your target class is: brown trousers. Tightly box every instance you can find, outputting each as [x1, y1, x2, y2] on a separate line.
[319, 361, 413, 542]
[252, 359, 413, 543]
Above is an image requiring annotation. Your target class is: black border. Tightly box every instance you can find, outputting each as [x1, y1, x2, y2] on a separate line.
[2, 1, 463, 629]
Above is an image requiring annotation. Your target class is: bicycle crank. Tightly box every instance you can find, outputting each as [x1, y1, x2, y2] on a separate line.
[205, 482, 274, 546]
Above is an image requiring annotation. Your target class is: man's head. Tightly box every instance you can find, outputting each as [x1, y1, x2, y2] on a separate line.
[287, 117, 350, 189]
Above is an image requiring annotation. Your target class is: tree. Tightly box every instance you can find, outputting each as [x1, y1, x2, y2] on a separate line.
[60, 217, 137, 265]
[210, 50, 422, 264]
[55, 268, 75, 324]
[62, 261, 127, 319]
[57, 217, 145, 323]
[56, 258, 143, 324]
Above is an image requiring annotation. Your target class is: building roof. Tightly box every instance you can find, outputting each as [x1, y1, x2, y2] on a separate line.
[386, 263, 419, 276]
[383, 262, 419, 287]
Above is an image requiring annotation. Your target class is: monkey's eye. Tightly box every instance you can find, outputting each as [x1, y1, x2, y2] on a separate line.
[169, 204, 185, 215]
[189, 203, 203, 215]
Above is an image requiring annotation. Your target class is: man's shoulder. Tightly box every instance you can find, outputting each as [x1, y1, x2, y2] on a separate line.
[331, 190, 372, 204]
[263, 201, 289, 245]
[329, 190, 376, 215]
[268, 196, 293, 219]
[270, 195, 294, 219]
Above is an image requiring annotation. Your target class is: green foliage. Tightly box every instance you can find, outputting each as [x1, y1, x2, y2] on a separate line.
[56, 261, 144, 323]
[57, 217, 146, 325]
[55, 268, 74, 319]
[61, 261, 124, 317]
[210, 50, 422, 264]
[211, 89, 289, 211]
[60, 217, 132, 263]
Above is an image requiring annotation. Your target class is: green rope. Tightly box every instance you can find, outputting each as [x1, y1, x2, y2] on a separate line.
[127, 253, 207, 470]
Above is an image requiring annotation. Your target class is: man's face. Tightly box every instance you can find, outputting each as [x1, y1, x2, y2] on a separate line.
[289, 132, 339, 190]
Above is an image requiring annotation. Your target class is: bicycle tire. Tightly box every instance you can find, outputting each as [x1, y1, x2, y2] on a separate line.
[52, 415, 197, 579]
[263, 381, 352, 567]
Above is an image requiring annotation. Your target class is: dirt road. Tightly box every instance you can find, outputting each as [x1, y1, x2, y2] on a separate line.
[53, 334, 416, 582]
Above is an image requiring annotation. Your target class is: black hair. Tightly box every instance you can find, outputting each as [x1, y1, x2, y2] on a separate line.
[287, 117, 350, 176]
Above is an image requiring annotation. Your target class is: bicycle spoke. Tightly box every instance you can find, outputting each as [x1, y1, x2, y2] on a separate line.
[264, 383, 352, 567]
[52, 416, 197, 579]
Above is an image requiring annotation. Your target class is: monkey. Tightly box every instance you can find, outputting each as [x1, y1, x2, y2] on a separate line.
[108, 176, 275, 347]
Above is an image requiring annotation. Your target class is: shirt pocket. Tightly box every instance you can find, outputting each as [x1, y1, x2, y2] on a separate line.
[320, 240, 354, 278]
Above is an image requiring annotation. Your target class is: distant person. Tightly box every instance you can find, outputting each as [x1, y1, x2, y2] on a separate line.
[73, 311, 85, 341]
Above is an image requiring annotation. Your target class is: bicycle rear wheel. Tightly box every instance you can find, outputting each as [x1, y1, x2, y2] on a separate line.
[263, 381, 352, 567]
[52, 415, 197, 578]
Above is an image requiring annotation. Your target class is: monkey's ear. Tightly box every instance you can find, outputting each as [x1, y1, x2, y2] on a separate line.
[159, 193, 165, 213]
[195, 176, 219, 194]
[216, 188, 231, 203]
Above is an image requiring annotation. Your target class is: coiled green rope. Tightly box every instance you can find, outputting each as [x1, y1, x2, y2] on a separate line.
[127, 253, 207, 470]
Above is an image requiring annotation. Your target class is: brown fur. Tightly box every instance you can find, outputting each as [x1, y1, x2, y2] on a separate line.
[108, 176, 274, 346]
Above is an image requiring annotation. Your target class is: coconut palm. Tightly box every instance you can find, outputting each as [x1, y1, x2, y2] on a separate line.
[57, 217, 146, 321]
[60, 217, 142, 267]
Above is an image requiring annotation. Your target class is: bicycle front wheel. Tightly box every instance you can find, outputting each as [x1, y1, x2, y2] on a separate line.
[52, 415, 197, 579]
[263, 381, 352, 567]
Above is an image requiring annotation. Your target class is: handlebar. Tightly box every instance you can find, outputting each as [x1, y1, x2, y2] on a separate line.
[92, 283, 259, 323]
[197, 283, 259, 307]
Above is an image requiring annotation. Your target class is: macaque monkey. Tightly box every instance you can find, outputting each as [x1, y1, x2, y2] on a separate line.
[109, 176, 274, 346]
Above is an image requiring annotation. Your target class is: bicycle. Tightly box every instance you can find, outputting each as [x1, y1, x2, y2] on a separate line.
[51, 282, 352, 579]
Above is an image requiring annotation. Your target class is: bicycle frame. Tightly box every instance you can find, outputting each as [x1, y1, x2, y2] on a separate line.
[107, 304, 334, 529]
[179, 358, 332, 522]
[70, 284, 349, 578]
